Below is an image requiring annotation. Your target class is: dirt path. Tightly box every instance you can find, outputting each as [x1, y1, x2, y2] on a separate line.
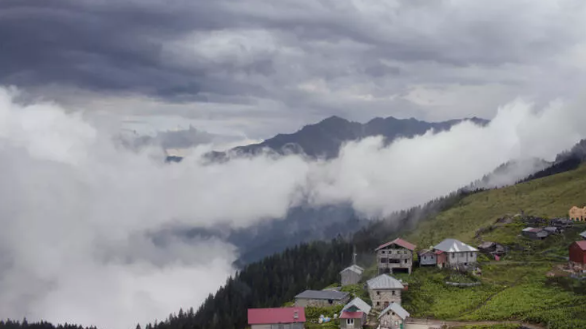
[406, 318, 545, 329]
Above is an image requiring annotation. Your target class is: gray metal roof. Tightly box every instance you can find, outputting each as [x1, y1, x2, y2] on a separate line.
[580, 231, 586, 238]
[434, 238, 478, 252]
[341, 297, 371, 315]
[340, 265, 364, 275]
[366, 274, 404, 290]
[378, 302, 410, 320]
[294, 290, 349, 300]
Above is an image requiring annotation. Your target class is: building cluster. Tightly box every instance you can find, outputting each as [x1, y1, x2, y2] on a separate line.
[248, 236, 482, 328]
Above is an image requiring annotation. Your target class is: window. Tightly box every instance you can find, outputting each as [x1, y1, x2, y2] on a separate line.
[470, 252, 474, 257]
[376, 291, 380, 296]
[404, 259, 408, 264]
[451, 253, 455, 259]
[381, 250, 385, 254]
[392, 290, 396, 295]
[423, 256, 426, 260]
[376, 302, 380, 306]
[346, 319, 354, 325]
[328, 299, 333, 305]
[380, 258, 388, 264]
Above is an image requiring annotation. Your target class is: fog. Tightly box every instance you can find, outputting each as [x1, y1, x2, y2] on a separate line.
[1, 87, 585, 328]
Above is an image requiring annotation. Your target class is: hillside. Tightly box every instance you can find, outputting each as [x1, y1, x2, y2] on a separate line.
[405, 163, 586, 247]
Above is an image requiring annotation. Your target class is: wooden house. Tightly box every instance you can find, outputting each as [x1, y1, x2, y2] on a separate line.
[378, 302, 410, 329]
[339, 297, 371, 328]
[569, 241, 586, 272]
[522, 227, 548, 240]
[366, 274, 404, 310]
[294, 290, 350, 307]
[247, 307, 306, 329]
[433, 239, 478, 269]
[340, 265, 364, 286]
[375, 238, 416, 274]
[417, 249, 437, 266]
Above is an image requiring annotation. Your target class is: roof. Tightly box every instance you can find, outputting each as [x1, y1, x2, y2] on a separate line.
[378, 302, 410, 320]
[367, 274, 404, 290]
[434, 239, 478, 252]
[523, 227, 542, 233]
[340, 311, 363, 319]
[418, 249, 434, 255]
[376, 238, 416, 251]
[248, 307, 306, 325]
[340, 265, 364, 275]
[295, 290, 349, 300]
[478, 242, 496, 249]
[580, 231, 586, 238]
[342, 297, 372, 315]
[572, 241, 586, 251]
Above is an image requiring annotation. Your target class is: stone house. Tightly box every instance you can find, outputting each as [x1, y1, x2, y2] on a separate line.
[569, 206, 586, 221]
[340, 265, 364, 286]
[294, 290, 350, 307]
[522, 227, 548, 240]
[375, 238, 416, 274]
[378, 302, 410, 329]
[417, 249, 437, 266]
[247, 307, 305, 329]
[569, 241, 586, 273]
[433, 239, 478, 269]
[366, 274, 404, 310]
[340, 297, 371, 329]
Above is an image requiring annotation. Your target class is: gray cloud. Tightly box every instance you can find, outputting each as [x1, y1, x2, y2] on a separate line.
[2, 0, 586, 138]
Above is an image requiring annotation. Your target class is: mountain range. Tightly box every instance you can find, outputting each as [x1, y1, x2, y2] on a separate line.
[207, 115, 488, 160]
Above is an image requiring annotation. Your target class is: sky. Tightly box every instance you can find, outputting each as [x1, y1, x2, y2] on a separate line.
[2, 1, 586, 329]
[2, 0, 586, 139]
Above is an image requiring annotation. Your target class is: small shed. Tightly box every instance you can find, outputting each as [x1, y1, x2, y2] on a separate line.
[522, 227, 548, 240]
[378, 302, 410, 329]
[544, 227, 561, 235]
[569, 241, 586, 272]
[339, 312, 364, 329]
[418, 249, 437, 266]
[580, 231, 586, 240]
[340, 265, 364, 286]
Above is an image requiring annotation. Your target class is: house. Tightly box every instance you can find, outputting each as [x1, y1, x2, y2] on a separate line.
[294, 290, 350, 307]
[248, 307, 306, 329]
[417, 249, 437, 266]
[544, 226, 562, 235]
[522, 227, 548, 240]
[366, 274, 404, 310]
[569, 206, 586, 221]
[378, 302, 410, 329]
[433, 239, 478, 269]
[340, 298, 371, 329]
[375, 238, 416, 274]
[569, 241, 586, 272]
[580, 231, 586, 240]
[340, 265, 364, 286]
[478, 241, 506, 256]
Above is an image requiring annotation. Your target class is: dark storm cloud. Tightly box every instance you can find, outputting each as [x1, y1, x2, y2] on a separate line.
[1, 0, 586, 133]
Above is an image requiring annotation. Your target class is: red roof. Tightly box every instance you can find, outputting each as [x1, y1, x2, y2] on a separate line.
[375, 238, 416, 251]
[340, 311, 364, 319]
[573, 241, 586, 251]
[248, 307, 306, 325]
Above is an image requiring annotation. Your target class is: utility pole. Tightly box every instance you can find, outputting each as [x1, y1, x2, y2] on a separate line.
[352, 245, 357, 265]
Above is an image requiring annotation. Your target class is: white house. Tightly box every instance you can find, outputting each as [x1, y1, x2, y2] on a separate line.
[433, 238, 478, 269]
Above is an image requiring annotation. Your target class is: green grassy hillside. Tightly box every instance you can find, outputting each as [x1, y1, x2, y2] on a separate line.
[405, 164, 586, 248]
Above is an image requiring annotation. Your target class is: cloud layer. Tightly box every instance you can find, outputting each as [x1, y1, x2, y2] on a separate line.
[2, 0, 586, 137]
[1, 87, 586, 328]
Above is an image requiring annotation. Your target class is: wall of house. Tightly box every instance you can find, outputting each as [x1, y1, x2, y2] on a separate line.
[446, 251, 477, 266]
[377, 247, 413, 274]
[339, 317, 363, 329]
[569, 207, 586, 221]
[295, 297, 348, 308]
[251, 324, 271, 329]
[419, 253, 436, 266]
[341, 270, 361, 286]
[368, 289, 401, 310]
[569, 244, 586, 264]
[378, 312, 404, 329]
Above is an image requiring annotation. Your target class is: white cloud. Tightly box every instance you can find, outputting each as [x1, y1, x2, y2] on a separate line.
[1, 86, 586, 329]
